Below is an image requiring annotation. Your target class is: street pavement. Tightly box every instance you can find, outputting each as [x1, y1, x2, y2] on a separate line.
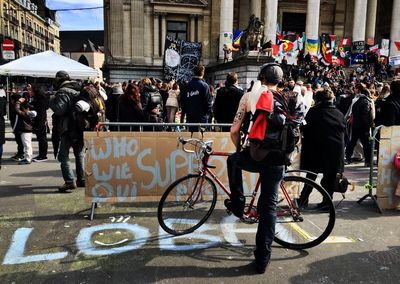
[0, 127, 400, 284]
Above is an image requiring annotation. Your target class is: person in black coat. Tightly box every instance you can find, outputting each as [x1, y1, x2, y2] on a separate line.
[345, 84, 374, 166]
[300, 88, 346, 208]
[213, 72, 244, 131]
[117, 83, 146, 131]
[375, 80, 400, 126]
[31, 85, 49, 162]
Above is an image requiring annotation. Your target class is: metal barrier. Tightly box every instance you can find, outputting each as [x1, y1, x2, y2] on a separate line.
[96, 122, 233, 133]
[357, 125, 384, 213]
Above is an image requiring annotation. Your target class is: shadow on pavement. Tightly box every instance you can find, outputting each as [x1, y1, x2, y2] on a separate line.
[0, 244, 311, 283]
[289, 246, 400, 283]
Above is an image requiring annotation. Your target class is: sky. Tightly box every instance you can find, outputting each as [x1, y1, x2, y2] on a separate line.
[46, 0, 103, 31]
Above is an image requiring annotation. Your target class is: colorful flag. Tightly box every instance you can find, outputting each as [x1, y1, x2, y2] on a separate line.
[232, 30, 243, 52]
[306, 39, 319, 55]
[282, 40, 294, 53]
[395, 41, 400, 51]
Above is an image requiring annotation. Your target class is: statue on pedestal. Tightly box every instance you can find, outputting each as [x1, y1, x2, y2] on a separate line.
[240, 15, 264, 54]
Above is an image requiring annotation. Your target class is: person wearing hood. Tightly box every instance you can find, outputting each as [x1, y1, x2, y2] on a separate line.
[345, 83, 374, 167]
[140, 78, 163, 122]
[49, 71, 85, 192]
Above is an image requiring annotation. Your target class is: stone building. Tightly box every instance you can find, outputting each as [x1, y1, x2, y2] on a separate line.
[60, 31, 105, 81]
[0, 0, 60, 63]
[103, 0, 400, 82]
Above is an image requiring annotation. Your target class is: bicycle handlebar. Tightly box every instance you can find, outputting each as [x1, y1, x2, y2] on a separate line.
[177, 137, 213, 160]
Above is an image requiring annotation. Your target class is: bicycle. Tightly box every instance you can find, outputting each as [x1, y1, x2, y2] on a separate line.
[157, 137, 336, 249]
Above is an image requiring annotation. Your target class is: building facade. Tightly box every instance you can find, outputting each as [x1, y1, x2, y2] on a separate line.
[104, 0, 400, 82]
[60, 31, 105, 81]
[0, 0, 60, 63]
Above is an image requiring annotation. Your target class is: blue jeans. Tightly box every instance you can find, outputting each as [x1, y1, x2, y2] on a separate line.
[57, 134, 85, 184]
[227, 150, 284, 265]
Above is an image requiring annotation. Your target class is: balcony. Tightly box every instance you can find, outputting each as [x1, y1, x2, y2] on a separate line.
[26, 26, 33, 33]
[23, 44, 36, 54]
[10, 16, 19, 26]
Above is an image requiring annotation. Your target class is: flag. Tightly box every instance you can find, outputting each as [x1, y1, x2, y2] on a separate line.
[369, 44, 379, 53]
[232, 30, 243, 52]
[306, 39, 319, 55]
[282, 40, 294, 53]
[395, 41, 400, 51]
[329, 34, 337, 49]
[272, 44, 280, 56]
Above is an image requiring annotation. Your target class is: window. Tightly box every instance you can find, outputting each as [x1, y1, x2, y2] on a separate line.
[167, 21, 187, 41]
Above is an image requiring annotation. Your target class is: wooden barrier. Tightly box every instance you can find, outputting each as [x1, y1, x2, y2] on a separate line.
[377, 126, 400, 210]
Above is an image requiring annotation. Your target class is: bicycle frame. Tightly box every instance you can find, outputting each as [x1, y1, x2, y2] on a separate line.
[197, 151, 299, 219]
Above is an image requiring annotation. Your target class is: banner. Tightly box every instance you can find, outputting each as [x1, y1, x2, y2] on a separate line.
[389, 55, 400, 66]
[305, 39, 319, 55]
[380, 39, 390, 57]
[351, 41, 365, 53]
[163, 36, 202, 82]
[320, 34, 333, 65]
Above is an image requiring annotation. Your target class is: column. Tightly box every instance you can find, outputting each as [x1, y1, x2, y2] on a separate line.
[305, 0, 320, 55]
[197, 16, 203, 44]
[161, 14, 167, 57]
[390, 0, 400, 57]
[250, 0, 262, 19]
[122, 4, 131, 58]
[153, 14, 159, 57]
[366, 0, 377, 44]
[190, 15, 196, 42]
[219, 0, 234, 61]
[264, 0, 278, 43]
[352, 0, 368, 42]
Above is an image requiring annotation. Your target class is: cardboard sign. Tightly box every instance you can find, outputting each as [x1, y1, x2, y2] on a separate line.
[376, 126, 400, 210]
[84, 132, 259, 203]
[389, 55, 400, 66]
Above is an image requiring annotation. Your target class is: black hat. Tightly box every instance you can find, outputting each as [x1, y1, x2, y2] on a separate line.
[257, 63, 283, 85]
[55, 70, 70, 80]
[54, 70, 70, 89]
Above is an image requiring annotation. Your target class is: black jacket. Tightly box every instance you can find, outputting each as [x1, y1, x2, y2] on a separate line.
[117, 95, 146, 131]
[49, 81, 81, 136]
[32, 93, 49, 132]
[213, 85, 244, 123]
[301, 101, 346, 174]
[351, 95, 373, 130]
[141, 85, 163, 118]
[375, 94, 400, 126]
[0, 97, 6, 145]
[181, 77, 212, 123]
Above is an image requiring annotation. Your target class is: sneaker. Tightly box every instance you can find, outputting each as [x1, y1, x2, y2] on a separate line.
[253, 251, 270, 274]
[58, 182, 77, 192]
[224, 198, 245, 218]
[33, 156, 48, 162]
[76, 180, 86, 187]
[11, 154, 24, 162]
[344, 158, 352, 165]
[18, 159, 31, 165]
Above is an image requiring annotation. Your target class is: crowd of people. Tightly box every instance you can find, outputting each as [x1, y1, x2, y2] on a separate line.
[0, 61, 399, 185]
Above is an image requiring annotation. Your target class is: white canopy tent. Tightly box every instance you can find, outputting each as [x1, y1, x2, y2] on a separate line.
[0, 51, 99, 79]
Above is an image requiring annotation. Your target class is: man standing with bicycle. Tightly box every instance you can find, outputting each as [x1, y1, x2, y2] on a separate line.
[226, 63, 286, 274]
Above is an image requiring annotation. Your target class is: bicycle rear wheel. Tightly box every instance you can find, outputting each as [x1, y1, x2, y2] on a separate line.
[157, 174, 217, 236]
[274, 175, 336, 250]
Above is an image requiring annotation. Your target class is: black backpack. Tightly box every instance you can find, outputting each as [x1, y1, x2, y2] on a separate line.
[246, 90, 305, 165]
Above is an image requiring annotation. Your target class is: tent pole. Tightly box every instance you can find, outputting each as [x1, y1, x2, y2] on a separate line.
[6, 76, 10, 120]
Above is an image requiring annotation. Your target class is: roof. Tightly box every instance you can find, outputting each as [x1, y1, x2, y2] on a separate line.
[0, 51, 99, 79]
[60, 31, 104, 53]
[151, 0, 208, 6]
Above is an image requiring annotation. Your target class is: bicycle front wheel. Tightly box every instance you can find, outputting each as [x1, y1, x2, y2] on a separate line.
[274, 176, 336, 250]
[157, 174, 217, 236]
